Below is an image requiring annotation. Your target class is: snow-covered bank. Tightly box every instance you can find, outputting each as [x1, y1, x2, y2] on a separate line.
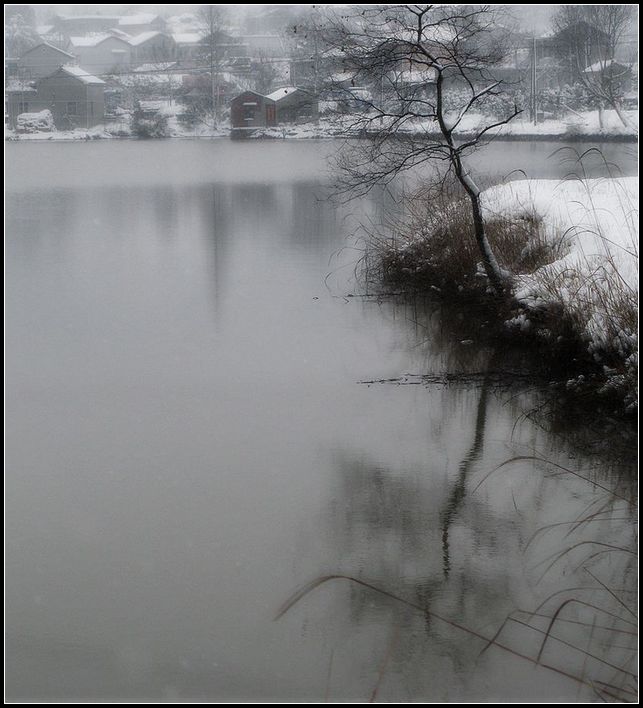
[368, 174, 638, 414]
[5, 125, 117, 141]
[238, 110, 639, 141]
[483, 176, 638, 409]
[447, 109, 639, 139]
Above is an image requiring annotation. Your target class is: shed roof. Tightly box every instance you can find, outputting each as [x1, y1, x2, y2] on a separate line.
[44, 65, 106, 85]
[20, 42, 75, 60]
[172, 32, 204, 45]
[584, 58, 631, 73]
[128, 31, 171, 46]
[265, 86, 299, 101]
[134, 62, 179, 72]
[119, 14, 162, 26]
[69, 34, 130, 48]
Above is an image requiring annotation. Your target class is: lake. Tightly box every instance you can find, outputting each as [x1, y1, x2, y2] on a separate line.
[5, 139, 637, 702]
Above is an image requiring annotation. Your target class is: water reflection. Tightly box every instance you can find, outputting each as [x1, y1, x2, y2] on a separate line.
[441, 375, 489, 579]
[6, 141, 636, 702]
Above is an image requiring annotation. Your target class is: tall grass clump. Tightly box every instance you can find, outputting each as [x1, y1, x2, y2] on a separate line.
[366, 180, 564, 300]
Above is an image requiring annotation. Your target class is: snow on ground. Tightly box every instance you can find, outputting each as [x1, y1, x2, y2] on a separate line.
[5, 125, 115, 141]
[482, 177, 638, 366]
[412, 109, 639, 138]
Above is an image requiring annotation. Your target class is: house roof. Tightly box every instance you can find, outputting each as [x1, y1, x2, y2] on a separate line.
[134, 62, 179, 72]
[20, 42, 75, 60]
[69, 34, 130, 48]
[584, 58, 631, 73]
[172, 32, 204, 45]
[6, 80, 37, 94]
[119, 14, 162, 26]
[265, 86, 299, 101]
[44, 65, 106, 85]
[56, 14, 120, 20]
[128, 31, 171, 46]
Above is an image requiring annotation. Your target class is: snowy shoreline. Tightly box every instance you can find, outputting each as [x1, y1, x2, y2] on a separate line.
[373, 175, 638, 414]
[5, 130, 638, 143]
[5, 108, 639, 143]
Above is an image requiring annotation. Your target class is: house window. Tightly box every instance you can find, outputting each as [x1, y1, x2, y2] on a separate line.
[67, 102, 78, 115]
[18, 101, 29, 113]
[243, 106, 255, 122]
[89, 102, 94, 117]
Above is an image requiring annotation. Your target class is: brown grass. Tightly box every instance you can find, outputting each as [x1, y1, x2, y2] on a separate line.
[366, 181, 565, 297]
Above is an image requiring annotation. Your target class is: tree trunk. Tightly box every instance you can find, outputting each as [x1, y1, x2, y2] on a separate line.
[434, 70, 509, 297]
[612, 101, 636, 130]
[466, 184, 508, 295]
[454, 159, 509, 295]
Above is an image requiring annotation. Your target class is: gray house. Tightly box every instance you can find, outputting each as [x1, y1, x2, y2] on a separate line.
[36, 66, 106, 129]
[17, 42, 76, 80]
[265, 86, 318, 123]
[68, 34, 132, 74]
[230, 86, 318, 130]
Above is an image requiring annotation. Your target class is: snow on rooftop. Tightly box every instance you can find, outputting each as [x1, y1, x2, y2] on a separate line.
[22, 42, 75, 58]
[6, 80, 37, 93]
[69, 34, 122, 47]
[172, 33, 204, 45]
[119, 14, 160, 26]
[265, 86, 299, 101]
[56, 14, 120, 21]
[134, 62, 178, 73]
[55, 65, 106, 84]
[584, 59, 630, 73]
[128, 31, 167, 46]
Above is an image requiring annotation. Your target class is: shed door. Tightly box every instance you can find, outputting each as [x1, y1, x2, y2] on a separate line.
[266, 104, 276, 126]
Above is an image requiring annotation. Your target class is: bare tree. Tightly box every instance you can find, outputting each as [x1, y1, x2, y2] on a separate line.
[5, 5, 40, 57]
[552, 5, 636, 130]
[322, 4, 522, 294]
[197, 5, 229, 124]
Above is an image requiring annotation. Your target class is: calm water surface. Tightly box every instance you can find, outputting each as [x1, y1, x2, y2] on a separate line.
[5, 140, 637, 702]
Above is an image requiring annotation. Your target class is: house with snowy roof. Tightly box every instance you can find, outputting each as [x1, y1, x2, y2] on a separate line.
[17, 42, 76, 80]
[118, 14, 167, 34]
[230, 86, 317, 129]
[265, 86, 318, 122]
[128, 32, 176, 65]
[35, 66, 106, 129]
[172, 33, 205, 64]
[52, 14, 121, 36]
[68, 35, 132, 74]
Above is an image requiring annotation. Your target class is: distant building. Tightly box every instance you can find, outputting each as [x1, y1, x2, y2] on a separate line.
[118, 14, 166, 34]
[230, 90, 273, 128]
[129, 32, 176, 65]
[583, 59, 635, 94]
[36, 66, 105, 129]
[6, 83, 40, 127]
[17, 42, 76, 80]
[240, 35, 286, 59]
[537, 22, 612, 86]
[265, 86, 318, 123]
[230, 86, 317, 129]
[52, 14, 121, 36]
[68, 35, 132, 74]
[172, 33, 205, 64]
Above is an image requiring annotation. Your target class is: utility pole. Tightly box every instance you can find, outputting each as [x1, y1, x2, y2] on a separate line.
[531, 34, 537, 125]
